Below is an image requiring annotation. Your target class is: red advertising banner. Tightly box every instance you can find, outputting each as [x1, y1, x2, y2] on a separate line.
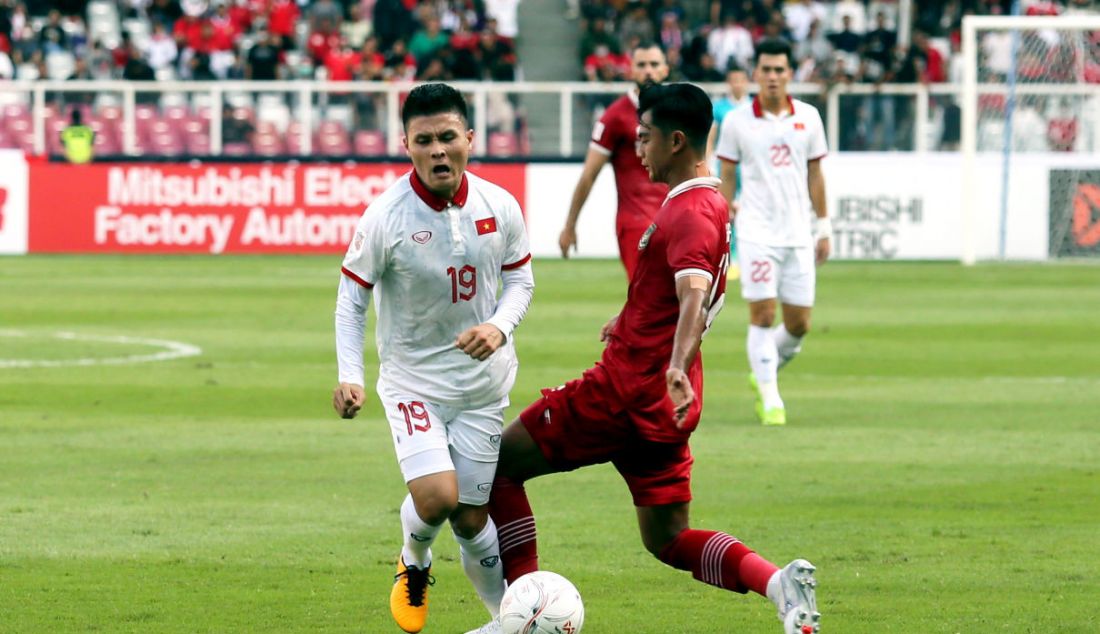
[28, 162, 526, 253]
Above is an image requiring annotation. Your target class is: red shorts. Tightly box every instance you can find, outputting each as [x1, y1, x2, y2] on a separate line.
[519, 363, 693, 507]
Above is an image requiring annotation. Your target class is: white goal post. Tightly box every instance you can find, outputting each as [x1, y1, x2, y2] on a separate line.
[961, 14, 1100, 264]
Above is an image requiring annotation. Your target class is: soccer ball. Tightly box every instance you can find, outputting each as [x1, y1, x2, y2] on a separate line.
[499, 570, 585, 634]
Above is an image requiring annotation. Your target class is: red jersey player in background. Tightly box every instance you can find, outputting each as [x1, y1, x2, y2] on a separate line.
[558, 42, 670, 278]
[484, 84, 821, 634]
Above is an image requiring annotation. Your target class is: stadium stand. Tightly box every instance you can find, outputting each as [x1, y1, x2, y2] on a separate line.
[0, 0, 523, 157]
[0, 0, 1096, 157]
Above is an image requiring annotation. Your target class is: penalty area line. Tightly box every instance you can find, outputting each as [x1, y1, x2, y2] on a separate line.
[0, 330, 203, 368]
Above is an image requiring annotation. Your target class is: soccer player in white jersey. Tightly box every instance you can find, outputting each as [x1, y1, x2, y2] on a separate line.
[332, 83, 534, 634]
[716, 38, 831, 426]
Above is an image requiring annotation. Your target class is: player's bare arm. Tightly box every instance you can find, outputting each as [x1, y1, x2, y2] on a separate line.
[333, 382, 365, 419]
[561, 147, 611, 258]
[718, 159, 739, 218]
[455, 323, 505, 361]
[667, 274, 711, 426]
[808, 158, 830, 265]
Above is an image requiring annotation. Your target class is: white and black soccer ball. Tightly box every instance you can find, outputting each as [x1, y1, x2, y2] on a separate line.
[499, 571, 585, 634]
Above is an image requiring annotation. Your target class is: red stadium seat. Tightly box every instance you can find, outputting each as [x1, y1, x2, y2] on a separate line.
[99, 105, 123, 121]
[353, 130, 386, 156]
[487, 132, 519, 157]
[222, 142, 252, 156]
[1, 103, 28, 120]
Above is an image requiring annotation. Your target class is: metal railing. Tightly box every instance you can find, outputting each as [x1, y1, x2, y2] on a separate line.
[0, 79, 1091, 158]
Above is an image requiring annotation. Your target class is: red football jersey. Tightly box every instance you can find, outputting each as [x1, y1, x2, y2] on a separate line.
[590, 93, 669, 232]
[602, 177, 731, 442]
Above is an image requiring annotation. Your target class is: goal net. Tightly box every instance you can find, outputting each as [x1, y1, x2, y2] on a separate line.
[961, 14, 1100, 263]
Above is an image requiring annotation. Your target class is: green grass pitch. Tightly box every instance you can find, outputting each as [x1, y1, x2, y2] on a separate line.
[1, 256, 1097, 633]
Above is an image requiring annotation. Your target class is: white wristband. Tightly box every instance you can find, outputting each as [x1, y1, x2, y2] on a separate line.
[813, 217, 832, 241]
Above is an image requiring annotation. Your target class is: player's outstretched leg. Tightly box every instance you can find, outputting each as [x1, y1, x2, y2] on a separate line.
[488, 418, 559, 584]
[767, 559, 820, 634]
[641, 504, 779, 595]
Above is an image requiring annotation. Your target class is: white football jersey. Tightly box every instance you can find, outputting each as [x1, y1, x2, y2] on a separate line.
[716, 96, 828, 247]
[341, 170, 531, 408]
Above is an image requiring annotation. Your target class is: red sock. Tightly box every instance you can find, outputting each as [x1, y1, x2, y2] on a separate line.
[658, 529, 779, 596]
[488, 476, 539, 584]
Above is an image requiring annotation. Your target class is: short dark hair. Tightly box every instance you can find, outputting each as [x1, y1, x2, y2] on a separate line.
[638, 83, 712, 154]
[401, 83, 469, 129]
[727, 62, 747, 76]
[631, 40, 665, 57]
[754, 37, 795, 67]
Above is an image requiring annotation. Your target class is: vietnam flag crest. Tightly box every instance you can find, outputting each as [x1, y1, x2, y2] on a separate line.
[475, 217, 498, 235]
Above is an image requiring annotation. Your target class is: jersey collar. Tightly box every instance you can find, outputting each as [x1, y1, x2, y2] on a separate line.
[752, 95, 795, 118]
[665, 176, 721, 203]
[410, 170, 469, 211]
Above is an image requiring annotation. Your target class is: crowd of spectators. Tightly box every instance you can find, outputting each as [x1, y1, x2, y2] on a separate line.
[578, 0, 1099, 150]
[0, 0, 520, 85]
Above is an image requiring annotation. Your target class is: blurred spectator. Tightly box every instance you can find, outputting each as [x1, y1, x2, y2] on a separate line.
[584, 42, 628, 81]
[619, 2, 654, 52]
[827, 14, 861, 54]
[38, 9, 67, 53]
[149, 0, 183, 31]
[246, 30, 281, 79]
[862, 11, 896, 80]
[794, 18, 831, 77]
[384, 38, 417, 80]
[685, 51, 724, 82]
[664, 44, 685, 81]
[708, 14, 754, 73]
[783, 0, 819, 42]
[309, 0, 344, 31]
[0, 47, 12, 80]
[87, 40, 114, 79]
[188, 51, 217, 80]
[60, 107, 94, 164]
[485, 0, 520, 40]
[409, 15, 449, 62]
[307, 17, 342, 65]
[418, 55, 449, 80]
[343, 3, 372, 48]
[658, 11, 683, 54]
[580, 16, 618, 62]
[143, 22, 178, 71]
[478, 21, 516, 80]
[374, 0, 416, 50]
[221, 105, 254, 145]
[324, 36, 361, 81]
[910, 30, 945, 83]
[267, 0, 300, 49]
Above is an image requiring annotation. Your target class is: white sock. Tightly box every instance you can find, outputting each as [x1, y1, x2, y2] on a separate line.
[455, 518, 506, 618]
[748, 325, 784, 409]
[400, 494, 442, 568]
[765, 568, 784, 610]
[772, 325, 803, 371]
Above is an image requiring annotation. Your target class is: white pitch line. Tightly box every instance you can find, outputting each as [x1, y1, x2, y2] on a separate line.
[0, 331, 202, 368]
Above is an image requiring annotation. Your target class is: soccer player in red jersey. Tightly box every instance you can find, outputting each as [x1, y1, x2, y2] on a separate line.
[559, 42, 670, 278]
[486, 84, 822, 634]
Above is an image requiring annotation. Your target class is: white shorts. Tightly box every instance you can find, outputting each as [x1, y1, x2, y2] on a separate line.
[738, 240, 816, 307]
[377, 380, 507, 506]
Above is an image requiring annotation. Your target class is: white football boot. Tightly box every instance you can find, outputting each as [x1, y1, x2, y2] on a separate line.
[463, 616, 501, 634]
[767, 559, 820, 634]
